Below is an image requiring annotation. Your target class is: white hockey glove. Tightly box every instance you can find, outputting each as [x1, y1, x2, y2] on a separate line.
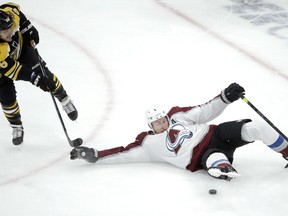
[70, 146, 98, 163]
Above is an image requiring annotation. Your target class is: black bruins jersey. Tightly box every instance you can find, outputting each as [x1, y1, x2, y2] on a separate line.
[0, 2, 29, 81]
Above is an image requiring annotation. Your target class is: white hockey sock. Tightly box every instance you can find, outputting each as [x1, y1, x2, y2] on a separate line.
[241, 120, 288, 153]
[206, 152, 231, 169]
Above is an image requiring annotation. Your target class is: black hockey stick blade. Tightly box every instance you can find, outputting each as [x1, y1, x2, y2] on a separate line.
[62, 124, 83, 147]
[70, 138, 83, 147]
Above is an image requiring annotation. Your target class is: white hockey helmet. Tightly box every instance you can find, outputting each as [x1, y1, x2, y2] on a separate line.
[145, 107, 168, 127]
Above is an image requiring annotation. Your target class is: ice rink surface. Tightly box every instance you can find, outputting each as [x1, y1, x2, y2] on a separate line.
[1, 0, 288, 215]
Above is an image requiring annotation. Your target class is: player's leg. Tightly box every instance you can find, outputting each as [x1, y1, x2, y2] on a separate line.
[241, 120, 288, 159]
[201, 119, 252, 180]
[0, 78, 24, 145]
[19, 44, 78, 121]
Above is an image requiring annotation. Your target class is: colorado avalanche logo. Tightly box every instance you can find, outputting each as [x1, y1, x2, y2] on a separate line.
[165, 123, 193, 154]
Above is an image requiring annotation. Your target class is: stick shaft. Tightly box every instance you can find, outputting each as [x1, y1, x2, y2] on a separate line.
[240, 95, 288, 142]
[32, 41, 76, 146]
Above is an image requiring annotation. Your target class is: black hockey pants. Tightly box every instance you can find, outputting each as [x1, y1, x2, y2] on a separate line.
[200, 119, 253, 170]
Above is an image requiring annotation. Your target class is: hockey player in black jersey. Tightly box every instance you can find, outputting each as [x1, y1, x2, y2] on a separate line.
[0, 2, 78, 145]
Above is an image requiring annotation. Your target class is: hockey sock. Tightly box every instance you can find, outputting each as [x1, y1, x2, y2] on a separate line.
[269, 135, 288, 157]
[1, 100, 22, 125]
[241, 120, 288, 156]
[206, 152, 239, 180]
[206, 152, 231, 169]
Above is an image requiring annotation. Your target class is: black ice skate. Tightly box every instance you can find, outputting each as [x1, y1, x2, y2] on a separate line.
[11, 124, 24, 145]
[60, 96, 78, 121]
[208, 165, 240, 181]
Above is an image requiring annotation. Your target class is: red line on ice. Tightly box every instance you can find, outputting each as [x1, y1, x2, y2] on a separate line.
[154, 0, 288, 81]
[0, 18, 113, 187]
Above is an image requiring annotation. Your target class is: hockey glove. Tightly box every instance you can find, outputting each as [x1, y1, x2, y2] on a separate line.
[20, 20, 39, 44]
[70, 146, 98, 163]
[30, 72, 56, 92]
[221, 83, 245, 104]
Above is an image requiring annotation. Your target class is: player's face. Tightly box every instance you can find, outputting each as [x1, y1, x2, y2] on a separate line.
[0, 26, 14, 42]
[151, 117, 169, 134]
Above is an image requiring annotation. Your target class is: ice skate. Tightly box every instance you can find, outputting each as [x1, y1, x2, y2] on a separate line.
[60, 96, 78, 121]
[11, 124, 24, 145]
[208, 165, 240, 181]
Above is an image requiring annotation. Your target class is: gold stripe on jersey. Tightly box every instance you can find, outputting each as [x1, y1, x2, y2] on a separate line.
[4, 61, 22, 80]
[13, 63, 22, 79]
[0, 4, 23, 80]
[0, 43, 10, 61]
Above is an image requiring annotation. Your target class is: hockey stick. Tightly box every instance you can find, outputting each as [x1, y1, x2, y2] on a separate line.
[240, 95, 288, 142]
[31, 41, 83, 147]
[239, 95, 288, 168]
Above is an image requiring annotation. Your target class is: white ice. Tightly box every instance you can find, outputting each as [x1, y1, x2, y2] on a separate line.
[1, 0, 288, 215]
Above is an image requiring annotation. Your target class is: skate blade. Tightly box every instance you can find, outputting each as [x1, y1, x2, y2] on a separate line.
[14, 142, 24, 150]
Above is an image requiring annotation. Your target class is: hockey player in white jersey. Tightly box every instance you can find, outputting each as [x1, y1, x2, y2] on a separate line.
[70, 83, 288, 180]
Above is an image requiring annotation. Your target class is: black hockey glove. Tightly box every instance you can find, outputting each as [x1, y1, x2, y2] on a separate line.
[70, 146, 98, 163]
[221, 83, 245, 104]
[30, 72, 56, 92]
[20, 20, 39, 44]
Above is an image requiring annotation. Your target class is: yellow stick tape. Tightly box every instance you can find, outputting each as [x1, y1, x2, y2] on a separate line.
[242, 97, 249, 103]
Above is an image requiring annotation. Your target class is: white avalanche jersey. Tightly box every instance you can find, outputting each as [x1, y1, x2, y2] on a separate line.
[97, 95, 228, 172]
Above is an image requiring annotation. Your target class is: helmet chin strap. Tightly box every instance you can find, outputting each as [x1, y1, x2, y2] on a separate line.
[148, 123, 155, 133]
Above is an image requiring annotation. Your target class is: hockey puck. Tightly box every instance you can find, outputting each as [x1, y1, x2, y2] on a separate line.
[209, 189, 217, 195]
